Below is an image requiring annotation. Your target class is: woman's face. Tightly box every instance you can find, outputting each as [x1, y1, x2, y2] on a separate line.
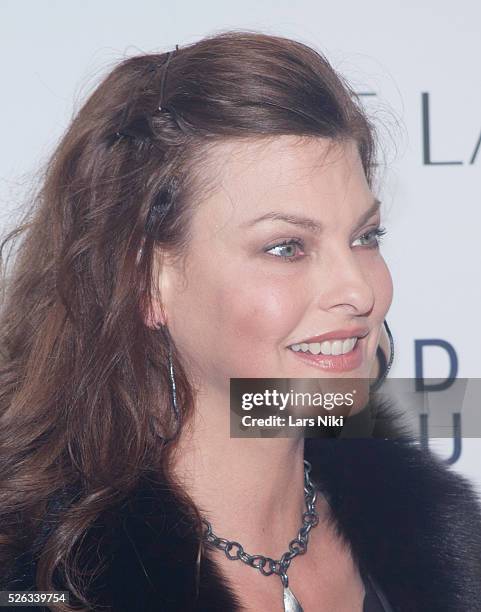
[156, 136, 393, 398]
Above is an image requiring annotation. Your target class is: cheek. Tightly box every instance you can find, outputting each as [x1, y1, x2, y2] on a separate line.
[220, 277, 298, 346]
[375, 259, 394, 316]
[362, 254, 393, 319]
[216, 278, 299, 377]
[171, 261, 300, 380]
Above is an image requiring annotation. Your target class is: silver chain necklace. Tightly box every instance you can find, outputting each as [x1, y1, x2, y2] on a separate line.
[201, 459, 319, 612]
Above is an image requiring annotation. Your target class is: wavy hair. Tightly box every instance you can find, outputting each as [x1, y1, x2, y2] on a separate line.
[0, 30, 378, 610]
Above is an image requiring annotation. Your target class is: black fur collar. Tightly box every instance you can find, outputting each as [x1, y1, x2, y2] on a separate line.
[6, 396, 481, 611]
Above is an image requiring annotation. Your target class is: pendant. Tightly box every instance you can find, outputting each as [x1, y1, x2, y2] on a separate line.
[283, 586, 303, 612]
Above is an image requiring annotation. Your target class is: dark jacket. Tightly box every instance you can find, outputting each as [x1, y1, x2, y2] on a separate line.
[4, 397, 481, 611]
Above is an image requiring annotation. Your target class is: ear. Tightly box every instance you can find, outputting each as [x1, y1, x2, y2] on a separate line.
[143, 247, 174, 330]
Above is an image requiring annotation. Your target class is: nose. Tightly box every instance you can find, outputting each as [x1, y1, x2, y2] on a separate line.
[316, 246, 375, 316]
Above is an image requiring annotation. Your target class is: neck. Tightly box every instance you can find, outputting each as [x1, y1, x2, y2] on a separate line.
[170, 384, 309, 557]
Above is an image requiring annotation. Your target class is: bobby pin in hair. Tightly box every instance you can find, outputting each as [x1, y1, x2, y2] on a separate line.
[158, 44, 179, 113]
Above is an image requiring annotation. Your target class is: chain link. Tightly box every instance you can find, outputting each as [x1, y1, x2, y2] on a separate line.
[201, 459, 320, 588]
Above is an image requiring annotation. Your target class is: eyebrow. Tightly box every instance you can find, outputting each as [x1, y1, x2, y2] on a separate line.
[244, 198, 381, 233]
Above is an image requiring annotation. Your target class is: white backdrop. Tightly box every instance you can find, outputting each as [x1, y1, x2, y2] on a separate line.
[1, 1, 480, 492]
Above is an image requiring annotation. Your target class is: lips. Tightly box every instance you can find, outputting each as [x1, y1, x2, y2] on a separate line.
[290, 327, 369, 347]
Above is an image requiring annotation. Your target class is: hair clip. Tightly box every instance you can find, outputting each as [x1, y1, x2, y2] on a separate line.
[112, 45, 179, 145]
[114, 116, 154, 144]
[144, 175, 179, 235]
[158, 44, 179, 113]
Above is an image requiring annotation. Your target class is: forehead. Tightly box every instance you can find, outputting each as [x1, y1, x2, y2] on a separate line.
[212, 135, 359, 183]
[192, 135, 370, 228]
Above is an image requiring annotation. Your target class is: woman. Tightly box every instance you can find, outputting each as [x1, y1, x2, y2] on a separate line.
[1, 30, 481, 612]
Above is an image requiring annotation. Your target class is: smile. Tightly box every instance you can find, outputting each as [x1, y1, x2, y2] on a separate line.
[289, 337, 358, 356]
[287, 335, 366, 372]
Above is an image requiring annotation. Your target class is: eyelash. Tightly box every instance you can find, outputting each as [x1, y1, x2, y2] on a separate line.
[265, 226, 388, 263]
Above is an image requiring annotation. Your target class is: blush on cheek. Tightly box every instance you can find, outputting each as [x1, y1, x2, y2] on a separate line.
[218, 284, 298, 376]
[373, 258, 394, 314]
[228, 283, 294, 339]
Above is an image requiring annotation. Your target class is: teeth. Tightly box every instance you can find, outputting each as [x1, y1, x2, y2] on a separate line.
[290, 337, 358, 356]
[308, 342, 321, 355]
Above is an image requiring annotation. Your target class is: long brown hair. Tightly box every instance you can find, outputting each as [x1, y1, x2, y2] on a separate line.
[0, 30, 378, 610]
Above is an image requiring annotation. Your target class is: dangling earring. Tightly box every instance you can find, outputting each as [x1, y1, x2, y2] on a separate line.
[158, 326, 181, 442]
[370, 319, 394, 392]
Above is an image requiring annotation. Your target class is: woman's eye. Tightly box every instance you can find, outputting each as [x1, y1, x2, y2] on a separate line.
[352, 226, 388, 248]
[264, 227, 387, 263]
[264, 239, 305, 262]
